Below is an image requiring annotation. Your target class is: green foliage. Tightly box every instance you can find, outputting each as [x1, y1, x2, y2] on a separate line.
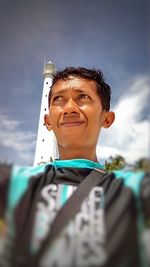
[133, 158, 150, 172]
[105, 155, 150, 172]
[105, 154, 126, 171]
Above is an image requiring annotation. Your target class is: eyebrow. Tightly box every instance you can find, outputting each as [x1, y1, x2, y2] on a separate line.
[51, 88, 86, 96]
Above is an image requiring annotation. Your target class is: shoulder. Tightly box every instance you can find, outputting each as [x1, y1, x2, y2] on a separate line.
[7, 163, 53, 211]
[112, 169, 147, 197]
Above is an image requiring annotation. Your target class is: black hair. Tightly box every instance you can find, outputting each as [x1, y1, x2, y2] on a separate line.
[48, 67, 111, 111]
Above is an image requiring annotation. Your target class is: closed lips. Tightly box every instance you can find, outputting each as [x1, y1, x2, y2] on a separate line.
[60, 121, 85, 127]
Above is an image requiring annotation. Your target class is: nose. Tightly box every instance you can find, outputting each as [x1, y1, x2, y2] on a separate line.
[62, 98, 80, 116]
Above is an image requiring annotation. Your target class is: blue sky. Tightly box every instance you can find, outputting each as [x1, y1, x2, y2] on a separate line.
[0, 0, 149, 165]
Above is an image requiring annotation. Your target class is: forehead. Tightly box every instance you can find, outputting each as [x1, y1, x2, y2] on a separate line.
[51, 76, 98, 95]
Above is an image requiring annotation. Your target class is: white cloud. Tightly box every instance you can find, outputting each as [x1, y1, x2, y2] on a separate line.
[97, 75, 150, 163]
[0, 113, 36, 165]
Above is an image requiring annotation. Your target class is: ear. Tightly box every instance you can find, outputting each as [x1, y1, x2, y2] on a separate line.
[102, 111, 115, 128]
[44, 114, 52, 131]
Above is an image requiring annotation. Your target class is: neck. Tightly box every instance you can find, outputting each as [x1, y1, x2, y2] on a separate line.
[58, 145, 98, 162]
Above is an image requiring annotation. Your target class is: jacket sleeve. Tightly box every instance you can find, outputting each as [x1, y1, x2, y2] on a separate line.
[0, 163, 12, 218]
[141, 172, 150, 224]
[140, 172, 150, 265]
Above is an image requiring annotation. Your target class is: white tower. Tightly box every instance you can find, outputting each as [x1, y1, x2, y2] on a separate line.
[34, 61, 57, 165]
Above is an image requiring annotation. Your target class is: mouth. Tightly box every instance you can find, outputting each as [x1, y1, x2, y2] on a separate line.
[59, 121, 85, 128]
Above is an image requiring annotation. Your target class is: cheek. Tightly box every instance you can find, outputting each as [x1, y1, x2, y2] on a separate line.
[49, 107, 62, 123]
[81, 105, 102, 121]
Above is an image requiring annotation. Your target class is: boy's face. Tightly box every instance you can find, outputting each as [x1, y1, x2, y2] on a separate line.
[45, 76, 114, 150]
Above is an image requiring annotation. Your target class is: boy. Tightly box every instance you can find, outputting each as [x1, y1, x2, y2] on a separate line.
[0, 67, 149, 267]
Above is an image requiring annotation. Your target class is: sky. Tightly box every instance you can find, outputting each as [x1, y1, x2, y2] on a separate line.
[0, 0, 149, 165]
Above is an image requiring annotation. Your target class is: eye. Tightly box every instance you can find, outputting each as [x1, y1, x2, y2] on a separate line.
[78, 94, 90, 100]
[52, 95, 64, 102]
